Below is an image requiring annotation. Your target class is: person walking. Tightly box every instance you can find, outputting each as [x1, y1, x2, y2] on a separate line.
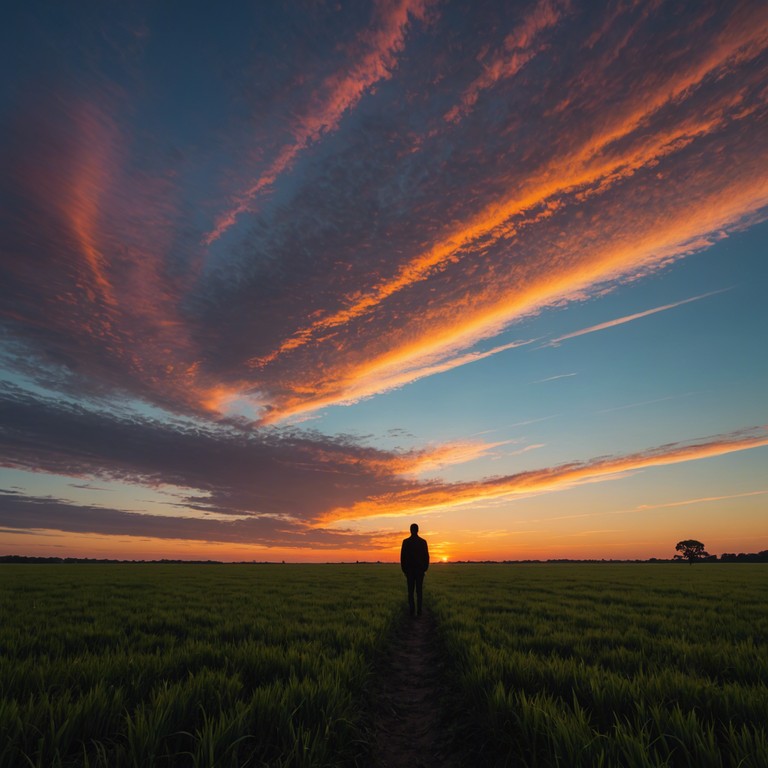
[400, 523, 429, 616]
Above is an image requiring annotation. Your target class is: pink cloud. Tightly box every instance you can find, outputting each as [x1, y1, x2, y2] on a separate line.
[445, 0, 568, 123]
[204, 0, 434, 244]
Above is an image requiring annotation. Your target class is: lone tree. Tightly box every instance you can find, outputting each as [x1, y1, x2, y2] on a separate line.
[674, 539, 709, 564]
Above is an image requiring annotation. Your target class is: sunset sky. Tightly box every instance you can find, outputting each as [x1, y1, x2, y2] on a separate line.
[1, 0, 767, 562]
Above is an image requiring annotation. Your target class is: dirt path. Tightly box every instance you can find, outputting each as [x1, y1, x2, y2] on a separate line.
[370, 609, 460, 768]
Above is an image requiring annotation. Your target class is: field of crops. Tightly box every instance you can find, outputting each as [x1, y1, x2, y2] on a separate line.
[1, 563, 767, 767]
[0, 564, 401, 767]
[429, 564, 768, 767]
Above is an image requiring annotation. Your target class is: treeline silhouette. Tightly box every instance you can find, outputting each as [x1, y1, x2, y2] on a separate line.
[718, 551, 768, 562]
[2, 553, 767, 564]
[0, 556, 236, 564]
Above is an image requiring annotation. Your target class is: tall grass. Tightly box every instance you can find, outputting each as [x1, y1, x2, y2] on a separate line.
[0, 564, 402, 767]
[429, 564, 768, 768]
[4, 562, 766, 766]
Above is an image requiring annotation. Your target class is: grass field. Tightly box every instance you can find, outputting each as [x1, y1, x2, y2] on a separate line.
[1, 563, 766, 766]
[429, 564, 768, 767]
[0, 564, 401, 767]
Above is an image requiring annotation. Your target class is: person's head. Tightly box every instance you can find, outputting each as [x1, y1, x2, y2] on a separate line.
[410, 523, 419, 535]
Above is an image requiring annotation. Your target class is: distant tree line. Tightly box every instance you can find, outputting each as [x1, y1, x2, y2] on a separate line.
[718, 551, 768, 562]
[0, 556, 227, 564]
[2, 552, 767, 565]
[672, 539, 768, 564]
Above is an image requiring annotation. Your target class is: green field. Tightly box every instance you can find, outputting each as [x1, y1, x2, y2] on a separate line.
[429, 564, 768, 767]
[0, 564, 400, 767]
[1, 563, 767, 767]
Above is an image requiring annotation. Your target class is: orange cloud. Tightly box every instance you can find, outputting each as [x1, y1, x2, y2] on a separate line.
[64, 103, 120, 309]
[256, 337, 533, 424]
[293, 437, 523, 482]
[9, 94, 215, 413]
[245, 8, 768, 422]
[2, 96, 127, 354]
[319, 427, 768, 523]
[258, 15, 767, 361]
[397, 438, 520, 476]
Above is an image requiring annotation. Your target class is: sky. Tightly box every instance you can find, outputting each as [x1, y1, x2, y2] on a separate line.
[1, 0, 767, 562]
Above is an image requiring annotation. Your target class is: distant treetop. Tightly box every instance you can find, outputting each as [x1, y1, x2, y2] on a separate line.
[674, 540, 709, 564]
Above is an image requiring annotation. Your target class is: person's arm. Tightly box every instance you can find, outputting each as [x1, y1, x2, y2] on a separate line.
[423, 539, 429, 572]
[400, 539, 407, 574]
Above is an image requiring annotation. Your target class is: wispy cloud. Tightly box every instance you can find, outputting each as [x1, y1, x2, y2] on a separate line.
[532, 373, 577, 384]
[445, 0, 569, 123]
[320, 427, 768, 523]
[204, 0, 435, 244]
[547, 289, 732, 346]
[522, 489, 768, 524]
[632, 490, 768, 512]
[402, 438, 520, 475]
[470, 416, 558, 437]
[595, 392, 699, 414]
[254, 338, 535, 424]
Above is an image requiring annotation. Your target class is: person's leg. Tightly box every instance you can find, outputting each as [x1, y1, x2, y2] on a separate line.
[415, 572, 424, 615]
[406, 573, 416, 615]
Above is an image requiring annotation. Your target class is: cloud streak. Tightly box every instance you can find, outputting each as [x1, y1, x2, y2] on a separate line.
[240, 1, 768, 422]
[204, 0, 434, 244]
[533, 373, 577, 384]
[547, 289, 731, 346]
[320, 428, 768, 523]
[633, 490, 768, 512]
[444, 0, 568, 124]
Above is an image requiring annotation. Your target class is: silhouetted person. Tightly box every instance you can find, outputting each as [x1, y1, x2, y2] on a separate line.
[400, 523, 429, 616]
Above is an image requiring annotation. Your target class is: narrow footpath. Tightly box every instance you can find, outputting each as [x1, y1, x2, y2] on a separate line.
[370, 609, 461, 768]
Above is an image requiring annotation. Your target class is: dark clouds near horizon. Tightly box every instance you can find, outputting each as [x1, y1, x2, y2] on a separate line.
[2, 382, 766, 547]
[0, 383, 418, 517]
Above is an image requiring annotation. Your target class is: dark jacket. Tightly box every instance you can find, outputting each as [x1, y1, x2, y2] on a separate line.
[400, 534, 429, 575]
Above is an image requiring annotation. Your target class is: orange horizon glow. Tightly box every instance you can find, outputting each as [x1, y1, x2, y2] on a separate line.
[3, 524, 765, 564]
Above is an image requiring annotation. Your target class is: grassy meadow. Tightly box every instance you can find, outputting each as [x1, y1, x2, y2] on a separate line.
[0, 564, 401, 767]
[1, 563, 767, 766]
[429, 564, 768, 767]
